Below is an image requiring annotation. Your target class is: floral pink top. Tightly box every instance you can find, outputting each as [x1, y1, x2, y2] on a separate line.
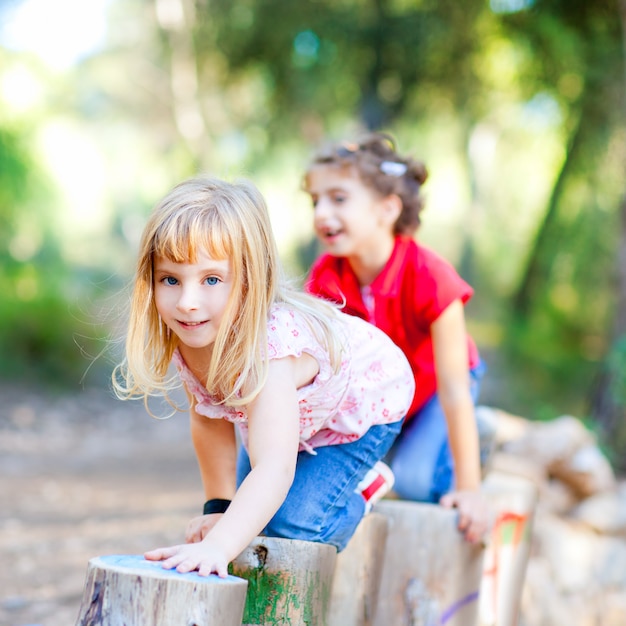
[173, 304, 414, 454]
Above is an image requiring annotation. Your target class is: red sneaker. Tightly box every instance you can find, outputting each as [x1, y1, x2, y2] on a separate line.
[357, 461, 395, 513]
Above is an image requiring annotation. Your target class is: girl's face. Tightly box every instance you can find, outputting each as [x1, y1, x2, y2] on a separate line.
[153, 250, 233, 355]
[306, 165, 395, 260]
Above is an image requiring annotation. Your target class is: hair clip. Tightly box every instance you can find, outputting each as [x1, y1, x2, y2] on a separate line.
[336, 142, 360, 158]
[380, 161, 407, 177]
[341, 142, 360, 152]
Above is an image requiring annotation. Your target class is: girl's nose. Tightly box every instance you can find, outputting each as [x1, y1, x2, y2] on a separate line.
[176, 286, 199, 311]
[313, 198, 331, 221]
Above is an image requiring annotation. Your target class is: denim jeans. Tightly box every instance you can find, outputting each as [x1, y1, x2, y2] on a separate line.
[236, 419, 402, 552]
[387, 361, 486, 503]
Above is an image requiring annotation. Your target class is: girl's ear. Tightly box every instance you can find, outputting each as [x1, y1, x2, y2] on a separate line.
[381, 193, 403, 226]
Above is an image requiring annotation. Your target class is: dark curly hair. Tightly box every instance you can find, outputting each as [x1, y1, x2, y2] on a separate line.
[303, 132, 428, 236]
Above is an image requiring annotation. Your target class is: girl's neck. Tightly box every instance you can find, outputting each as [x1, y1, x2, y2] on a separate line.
[178, 344, 213, 385]
[347, 234, 396, 286]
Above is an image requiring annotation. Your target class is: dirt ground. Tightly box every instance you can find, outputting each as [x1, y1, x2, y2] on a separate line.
[0, 382, 203, 626]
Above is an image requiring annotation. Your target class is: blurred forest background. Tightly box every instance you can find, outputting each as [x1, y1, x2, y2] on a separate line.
[0, 0, 625, 468]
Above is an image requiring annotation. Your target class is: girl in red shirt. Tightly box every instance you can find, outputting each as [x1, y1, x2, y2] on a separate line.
[303, 132, 489, 543]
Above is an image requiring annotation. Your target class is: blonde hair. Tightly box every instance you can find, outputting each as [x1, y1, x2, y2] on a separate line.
[113, 176, 343, 409]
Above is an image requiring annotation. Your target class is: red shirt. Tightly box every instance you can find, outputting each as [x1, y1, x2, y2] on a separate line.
[305, 236, 480, 418]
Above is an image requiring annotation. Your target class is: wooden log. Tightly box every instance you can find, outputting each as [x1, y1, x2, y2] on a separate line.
[74, 554, 248, 626]
[478, 472, 538, 626]
[230, 536, 337, 626]
[372, 500, 486, 626]
[328, 512, 389, 626]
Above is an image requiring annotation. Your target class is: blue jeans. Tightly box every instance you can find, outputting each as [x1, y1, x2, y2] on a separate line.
[387, 361, 486, 503]
[236, 420, 402, 552]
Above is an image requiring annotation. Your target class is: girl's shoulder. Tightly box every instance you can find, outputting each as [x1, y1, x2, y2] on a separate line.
[267, 304, 302, 340]
[267, 304, 327, 357]
[309, 251, 339, 273]
[402, 239, 467, 286]
[266, 303, 337, 387]
[402, 238, 453, 271]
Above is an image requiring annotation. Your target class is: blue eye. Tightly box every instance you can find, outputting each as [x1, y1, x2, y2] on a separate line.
[163, 276, 178, 286]
[205, 276, 219, 286]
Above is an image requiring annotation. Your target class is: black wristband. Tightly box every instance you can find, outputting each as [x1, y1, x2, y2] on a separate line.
[203, 498, 231, 515]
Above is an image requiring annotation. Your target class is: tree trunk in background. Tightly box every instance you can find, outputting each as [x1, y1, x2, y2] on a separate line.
[617, 0, 626, 338]
[155, 0, 210, 170]
[615, 193, 626, 339]
[588, 0, 626, 471]
[512, 107, 585, 316]
[359, 0, 390, 131]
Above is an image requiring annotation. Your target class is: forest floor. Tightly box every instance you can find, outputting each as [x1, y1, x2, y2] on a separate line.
[0, 381, 201, 626]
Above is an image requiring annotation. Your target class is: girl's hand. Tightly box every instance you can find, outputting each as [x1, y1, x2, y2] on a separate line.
[439, 489, 491, 545]
[185, 513, 224, 543]
[144, 538, 230, 577]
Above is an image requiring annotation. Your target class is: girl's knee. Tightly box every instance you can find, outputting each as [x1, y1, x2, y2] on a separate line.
[265, 491, 363, 551]
[390, 454, 443, 502]
[392, 470, 436, 502]
[265, 496, 324, 541]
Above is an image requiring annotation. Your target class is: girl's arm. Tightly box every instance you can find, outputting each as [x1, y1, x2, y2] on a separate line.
[145, 355, 302, 576]
[431, 299, 489, 543]
[184, 406, 238, 543]
[191, 407, 238, 500]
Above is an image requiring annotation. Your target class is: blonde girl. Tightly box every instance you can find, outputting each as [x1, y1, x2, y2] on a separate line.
[114, 175, 414, 576]
[303, 133, 489, 543]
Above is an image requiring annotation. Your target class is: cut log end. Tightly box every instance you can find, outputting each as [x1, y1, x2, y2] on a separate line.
[74, 554, 248, 626]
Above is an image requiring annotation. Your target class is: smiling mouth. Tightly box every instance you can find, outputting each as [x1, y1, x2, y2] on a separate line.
[321, 227, 342, 238]
[178, 320, 208, 327]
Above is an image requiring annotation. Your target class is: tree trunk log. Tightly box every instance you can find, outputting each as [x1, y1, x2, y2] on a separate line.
[479, 472, 537, 626]
[328, 512, 389, 626]
[230, 536, 337, 626]
[372, 500, 485, 626]
[74, 554, 248, 626]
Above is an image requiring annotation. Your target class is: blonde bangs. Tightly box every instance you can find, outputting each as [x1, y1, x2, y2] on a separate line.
[150, 204, 232, 264]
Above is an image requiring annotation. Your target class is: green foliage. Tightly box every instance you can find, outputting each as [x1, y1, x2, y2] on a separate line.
[502, 305, 600, 419]
[0, 122, 110, 388]
[498, 179, 619, 419]
[192, 0, 491, 134]
[606, 336, 626, 407]
[0, 259, 110, 388]
[0, 128, 31, 244]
